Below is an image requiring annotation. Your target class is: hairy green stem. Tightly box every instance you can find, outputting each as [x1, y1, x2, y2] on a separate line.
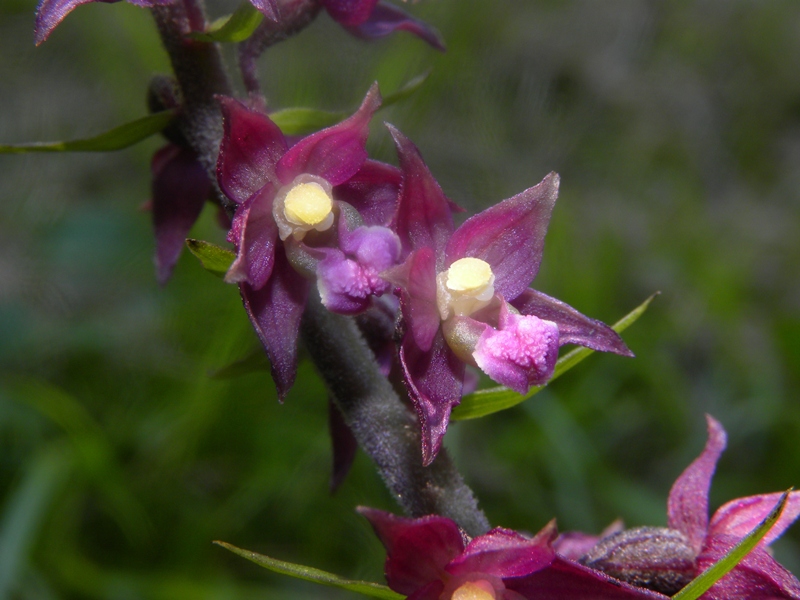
[302, 293, 490, 537]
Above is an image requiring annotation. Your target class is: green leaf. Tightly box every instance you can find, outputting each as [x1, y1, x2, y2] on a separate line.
[270, 108, 347, 136]
[185, 239, 236, 278]
[270, 71, 432, 136]
[214, 541, 403, 600]
[673, 490, 790, 600]
[0, 110, 176, 154]
[189, 2, 264, 43]
[451, 293, 659, 421]
[210, 348, 269, 379]
[381, 69, 432, 108]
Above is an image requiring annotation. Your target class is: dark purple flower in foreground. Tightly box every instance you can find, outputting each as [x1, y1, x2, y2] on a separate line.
[383, 127, 631, 464]
[360, 507, 669, 600]
[150, 143, 212, 285]
[570, 415, 800, 598]
[34, 0, 173, 45]
[216, 84, 400, 397]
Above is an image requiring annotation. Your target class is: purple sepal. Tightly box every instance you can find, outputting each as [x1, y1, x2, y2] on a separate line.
[217, 97, 287, 204]
[399, 332, 464, 466]
[446, 172, 559, 301]
[472, 301, 559, 393]
[710, 491, 800, 547]
[697, 534, 800, 599]
[508, 556, 671, 600]
[225, 185, 278, 289]
[34, 0, 171, 45]
[346, 1, 446, 51]
[667, 415, 727, 554]
[554, 521, 624, 561]
[248, 0, 278, 21]
[383, 247, 440, 352]
[328, 398, 358, 493]
[357, 508, 465, 595]
[387, 125, 456, 261]
[240, 246, 309, 400]
[447, 528, 554, 579]
[150, 144, 211, 285]
[322, 0, 378, 26]
[333, 159, 401, 227]
[511, 289, 633, 356]
[277, 83, 381, 187]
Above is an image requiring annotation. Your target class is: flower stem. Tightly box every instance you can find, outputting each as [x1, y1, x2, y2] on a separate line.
[302, 292, 490, 537]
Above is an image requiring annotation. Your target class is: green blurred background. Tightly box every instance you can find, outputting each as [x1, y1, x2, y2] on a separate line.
[2, 0, 800, 597]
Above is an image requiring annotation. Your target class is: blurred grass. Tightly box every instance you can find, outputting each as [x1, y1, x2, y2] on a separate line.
[2, 0, 800, 597]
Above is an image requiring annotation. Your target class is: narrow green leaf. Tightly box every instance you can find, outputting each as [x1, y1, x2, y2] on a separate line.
[214, 541, 403, 600]
[673, 490, 790, 600]
[381, 69, 432, 108]
[189, 2, 264, 43]
[451, 293, 659, 421]
[270, 108, 346, 136]
[185, 239, 235, 277]
[270, 71, 432, 136]
[0, 110, 176, 154]
[210, 348, 269, 379]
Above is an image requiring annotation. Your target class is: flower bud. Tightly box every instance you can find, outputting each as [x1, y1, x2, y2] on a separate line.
[580, 526, 696, 595]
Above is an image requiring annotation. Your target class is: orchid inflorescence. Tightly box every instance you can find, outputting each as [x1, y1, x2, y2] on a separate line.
[17, 0, 800, 598]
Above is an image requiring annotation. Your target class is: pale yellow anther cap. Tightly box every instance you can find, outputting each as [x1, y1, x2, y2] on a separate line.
[446, 257, 494, 293]
[451, 581, 497, 600]
[283, 182, 333, 226]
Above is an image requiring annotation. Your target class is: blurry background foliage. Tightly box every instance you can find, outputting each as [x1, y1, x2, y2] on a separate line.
[2, 0, 800, 598]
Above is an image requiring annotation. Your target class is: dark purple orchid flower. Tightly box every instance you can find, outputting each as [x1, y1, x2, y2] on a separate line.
[34, 0, 174, 45]
[566, 415, 800, 598]
[216, 84, 401, 397]
[360, 507, 671, 600]
[383, 127, 631, 465]
[150, 143, 212, 285]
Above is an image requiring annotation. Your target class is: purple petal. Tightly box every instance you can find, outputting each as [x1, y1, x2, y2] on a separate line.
[240, 247, 309, 399]
[277, 84, 381, 187]
[150, 144, 211, 285]
[709, 491, 800, 547]
[34, 0, 170, 45]
[445, 173, 559, 301]
[383, 247, 440, 352]
[340, 224, 401, 273]
[333, 159, 401, 227]
[248, 0, 278, 20]
[507, 556, 671, 600]
[346, 1, 446, 51]
[328, 398, 358, 492]
[511, 289, 633, 356]
[697, 534, 800, 599]
[388, 125, 456, 261]
[472, 303, 560, 393]
[323, 0, 378, 26]
[225, 184, 278, 290]
[447, 528, 554, 579]
[667, 415, 727, 554]
[357, 508, 464, 595]
[217, 97, 287, 204]
[316, 249, 372, 315]
[399, 332, 465, 466]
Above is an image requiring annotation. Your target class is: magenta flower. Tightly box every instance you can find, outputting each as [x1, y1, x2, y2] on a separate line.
[34, 0, 173, 45]
[383, 127, 631, 464]
[567, 415, 800, 598]
[216, 84, 401, 397]
[360, 507, 670, 600]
